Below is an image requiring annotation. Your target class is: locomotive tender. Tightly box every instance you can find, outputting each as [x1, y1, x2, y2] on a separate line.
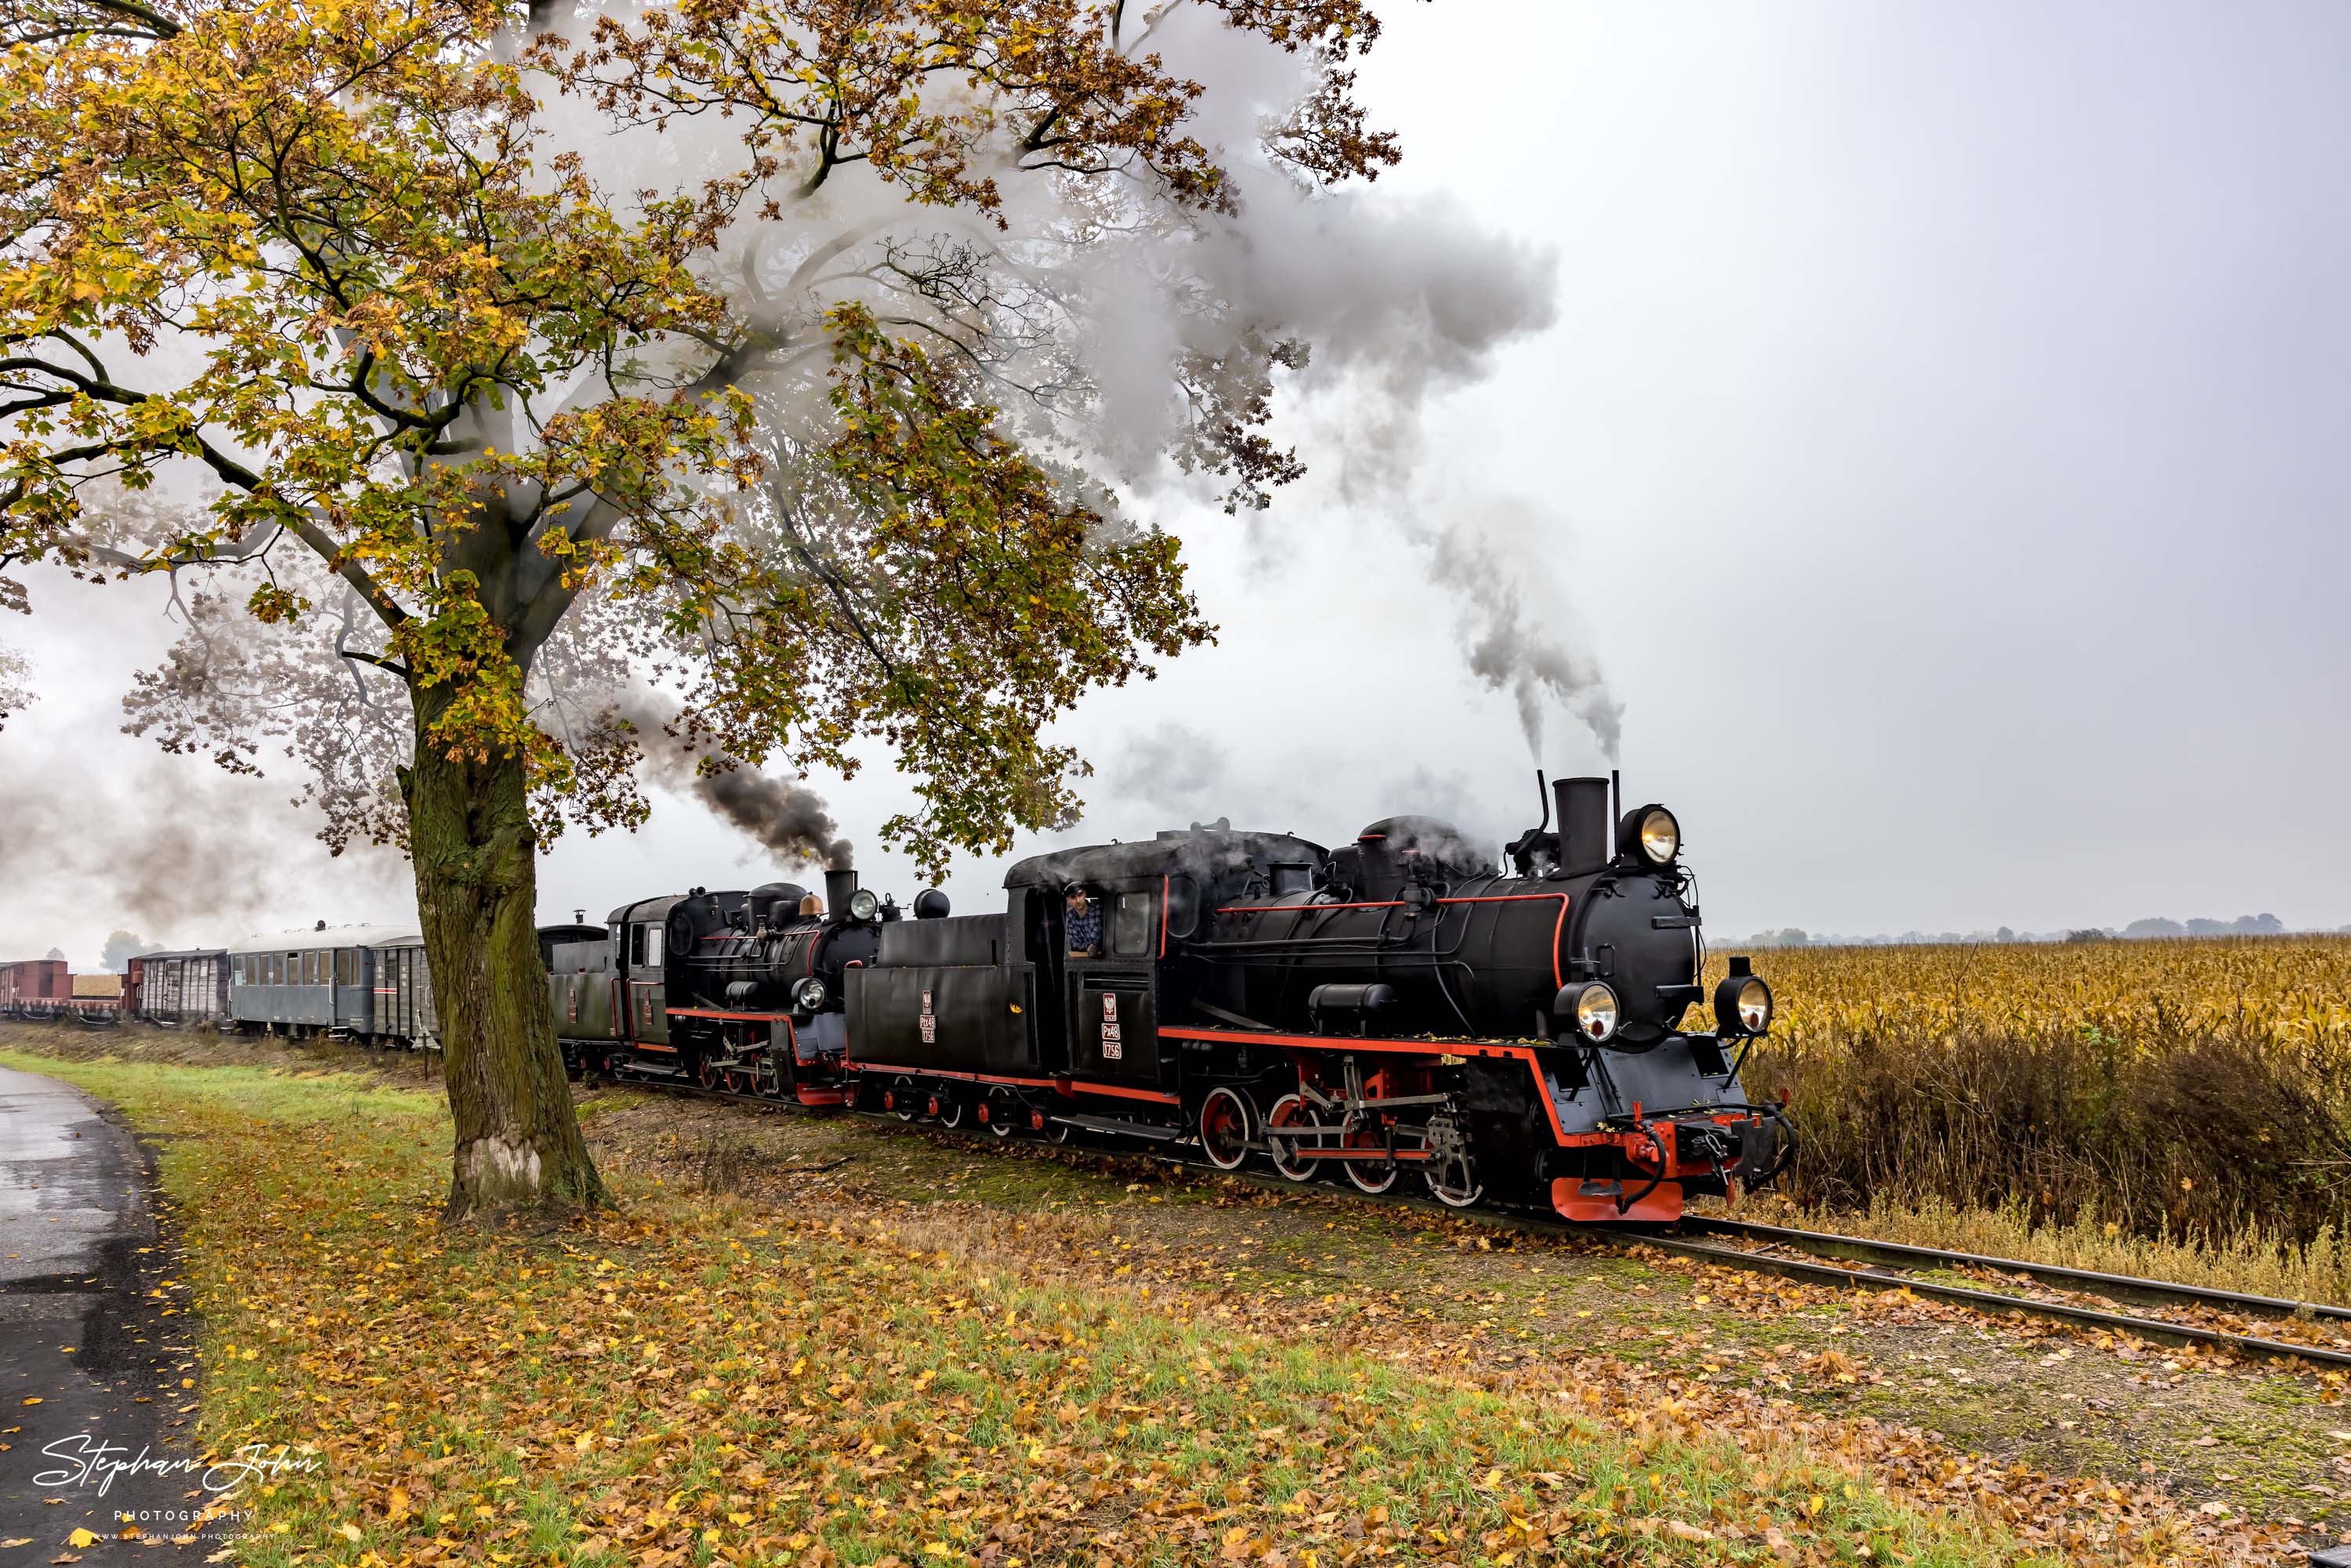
[549, 774, 1791, 1222]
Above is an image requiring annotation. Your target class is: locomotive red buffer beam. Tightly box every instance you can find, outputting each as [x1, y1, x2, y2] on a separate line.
[1550, 1108, 1789, 1223]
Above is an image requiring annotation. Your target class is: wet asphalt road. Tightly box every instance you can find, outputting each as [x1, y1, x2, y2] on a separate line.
[0, 1066, 207, 1556]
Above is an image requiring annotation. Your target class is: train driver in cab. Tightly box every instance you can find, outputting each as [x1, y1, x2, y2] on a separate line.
[1064, 885, 1101, 959]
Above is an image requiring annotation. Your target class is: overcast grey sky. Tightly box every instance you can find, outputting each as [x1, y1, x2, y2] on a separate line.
[5, 0, 2349, 965]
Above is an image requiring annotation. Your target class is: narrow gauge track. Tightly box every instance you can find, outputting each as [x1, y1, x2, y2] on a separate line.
[610, 1063, 2351, 1374]
[1684, 1216, 2351, 1326]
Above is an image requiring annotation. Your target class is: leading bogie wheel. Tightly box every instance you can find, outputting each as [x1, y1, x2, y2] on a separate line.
[1422, 1112, 1483, 1208]
[1197, 1085, 1255, 1171]
[1424, 1151, 1483, 1208]
[1262, 1093, 1324, 1183]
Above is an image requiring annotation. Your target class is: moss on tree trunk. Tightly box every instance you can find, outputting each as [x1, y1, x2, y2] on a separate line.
[402, 689, 605, 1219]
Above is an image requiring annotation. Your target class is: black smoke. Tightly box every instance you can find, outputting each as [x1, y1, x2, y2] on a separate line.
[613, 693, 852, 871]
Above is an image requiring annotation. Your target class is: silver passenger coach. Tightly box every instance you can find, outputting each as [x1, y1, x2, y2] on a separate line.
[226, 924, 440, 1048]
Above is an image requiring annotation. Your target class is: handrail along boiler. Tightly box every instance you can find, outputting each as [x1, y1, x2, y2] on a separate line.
[546, 772, 1790, 1222]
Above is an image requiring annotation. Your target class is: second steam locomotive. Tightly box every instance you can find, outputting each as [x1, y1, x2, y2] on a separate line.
[548, 774, 1792, 1221]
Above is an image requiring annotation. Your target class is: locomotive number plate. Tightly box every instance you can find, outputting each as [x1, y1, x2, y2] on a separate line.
[919, 989, 936, 1045]
[1100, 991, 1122, 1060]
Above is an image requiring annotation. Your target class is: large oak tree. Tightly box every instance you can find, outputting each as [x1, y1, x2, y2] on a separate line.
[0, 0, 1415, 1215]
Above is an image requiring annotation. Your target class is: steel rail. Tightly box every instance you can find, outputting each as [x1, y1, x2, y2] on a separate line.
[1118, 1150, 2351, 1371]
[1682, 1215, 2351, 1325]
[1523, 1217, 2351, 1371]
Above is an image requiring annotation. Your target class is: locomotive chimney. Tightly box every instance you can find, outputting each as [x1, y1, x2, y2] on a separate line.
[824, 867, 858, 918]
[1554, 777, 1611, 877]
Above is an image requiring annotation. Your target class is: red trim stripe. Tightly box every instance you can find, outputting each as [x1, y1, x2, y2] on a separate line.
[846, 1061, 1183, 1106]
[1074, 1079, 1183, 1105]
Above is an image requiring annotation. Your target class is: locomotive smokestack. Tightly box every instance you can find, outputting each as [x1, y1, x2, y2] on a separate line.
[1555, 777, 1610, 877]
[824, 867, 858, 918]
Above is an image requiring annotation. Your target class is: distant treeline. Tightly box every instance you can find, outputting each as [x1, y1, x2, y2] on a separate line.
[1729, 913, 2339, 948]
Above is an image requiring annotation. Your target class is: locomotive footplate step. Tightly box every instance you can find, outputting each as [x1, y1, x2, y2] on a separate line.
[1050, 1114, 1186, 1142]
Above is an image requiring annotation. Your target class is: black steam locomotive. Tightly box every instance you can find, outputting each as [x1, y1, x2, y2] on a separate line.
[549, 774, 1791, 1220]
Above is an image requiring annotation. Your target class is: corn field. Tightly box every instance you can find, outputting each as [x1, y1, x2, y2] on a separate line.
[1713, 936, 2351, 1246]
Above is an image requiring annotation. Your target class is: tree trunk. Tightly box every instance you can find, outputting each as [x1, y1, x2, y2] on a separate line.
[402, 687, 607, 1219]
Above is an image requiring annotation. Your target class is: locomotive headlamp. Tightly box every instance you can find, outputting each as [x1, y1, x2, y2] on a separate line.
[1713, 972, 1773, 1036]
[793, 977, 828, 1012]
[1619, 805, 1680, 867]
[847, 888, 881, 922]
[1570, 981, 1620, 1044]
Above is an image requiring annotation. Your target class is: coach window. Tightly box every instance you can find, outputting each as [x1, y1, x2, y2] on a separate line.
[1110, 891, 1152, 956]
[336, 950, 356, 987]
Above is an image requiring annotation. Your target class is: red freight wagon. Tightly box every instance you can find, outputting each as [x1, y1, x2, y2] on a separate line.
[0, 958, 124, 1022]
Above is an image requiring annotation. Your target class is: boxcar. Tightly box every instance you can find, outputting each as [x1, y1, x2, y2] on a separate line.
[129, 949, 230, 1025]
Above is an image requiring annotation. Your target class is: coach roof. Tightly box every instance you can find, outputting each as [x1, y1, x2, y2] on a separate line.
[226, 925, 422, 956]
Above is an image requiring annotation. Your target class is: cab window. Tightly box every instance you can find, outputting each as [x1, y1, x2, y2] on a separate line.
[1111, 891, 1152, 956]
[630, 923, 665, 969]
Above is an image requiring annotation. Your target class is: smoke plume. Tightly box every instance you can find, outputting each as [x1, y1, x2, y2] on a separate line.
[1109, 722, 1229, 820]
[613, 692, 852, 871]
[1426, 501, 1624, 759]
[0, 760, 400, 948]
[100, 929, 167, 971]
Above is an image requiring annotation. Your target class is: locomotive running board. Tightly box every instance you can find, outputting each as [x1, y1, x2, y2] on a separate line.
[1051, 1114, 1185, 1142]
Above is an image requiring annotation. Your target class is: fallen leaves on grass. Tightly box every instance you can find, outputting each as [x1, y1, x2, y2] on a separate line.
[62, 1062, 2084, 1568]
